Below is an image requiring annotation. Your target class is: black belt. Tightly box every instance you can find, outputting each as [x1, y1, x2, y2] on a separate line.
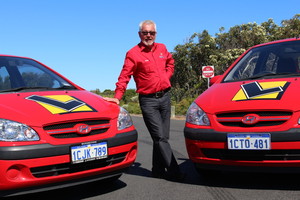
[141, 88, 170, 98]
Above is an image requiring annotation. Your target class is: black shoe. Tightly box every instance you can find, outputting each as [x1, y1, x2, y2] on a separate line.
[166, 172, 186, 182]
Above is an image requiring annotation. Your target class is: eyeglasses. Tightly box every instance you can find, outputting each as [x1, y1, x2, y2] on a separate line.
[141, 31, 156, 36]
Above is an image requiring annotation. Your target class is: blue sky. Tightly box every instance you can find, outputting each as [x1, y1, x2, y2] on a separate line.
[0, 0, 299, 91]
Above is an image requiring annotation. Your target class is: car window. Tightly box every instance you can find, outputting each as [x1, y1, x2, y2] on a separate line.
[18, 64, 60, 88]
[224, 40, 300, 82]
[0, 56, 73, 91]
[0, 66, 11, 90]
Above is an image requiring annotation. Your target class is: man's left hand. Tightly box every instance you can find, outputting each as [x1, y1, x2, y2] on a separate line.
[103, 97, 120, 105]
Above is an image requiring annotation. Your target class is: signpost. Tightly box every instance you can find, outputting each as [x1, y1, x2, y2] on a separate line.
[202, 66, 214, 88]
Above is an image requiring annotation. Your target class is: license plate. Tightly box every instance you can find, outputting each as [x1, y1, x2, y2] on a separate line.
[71, 142, 108, 164]
[227, 133, 271, 150]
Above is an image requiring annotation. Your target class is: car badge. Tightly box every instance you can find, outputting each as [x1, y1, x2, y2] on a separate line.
[74, 123, 92, 135]
[242, 114, 260, 125]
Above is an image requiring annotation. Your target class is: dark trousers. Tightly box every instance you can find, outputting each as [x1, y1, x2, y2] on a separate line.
[139, 92, 180, 175]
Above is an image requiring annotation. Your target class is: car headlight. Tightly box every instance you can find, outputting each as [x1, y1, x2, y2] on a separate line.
[186, 102, 210, 126]
[118, 107, 133, 130]
[0, 119, 39, 141]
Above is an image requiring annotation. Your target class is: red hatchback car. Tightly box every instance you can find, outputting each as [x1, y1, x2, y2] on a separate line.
[0, 55, 137, 196]
[184, 38, 300, 174]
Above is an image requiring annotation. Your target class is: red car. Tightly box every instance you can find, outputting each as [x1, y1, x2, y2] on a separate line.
[0, 55, 137, 196]
[184, 38, 300, 174]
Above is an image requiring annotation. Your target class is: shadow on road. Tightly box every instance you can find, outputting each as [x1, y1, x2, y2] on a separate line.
[125, 162, 152, 177]
[179, 158, 300, 191]
[4, 178, 127, 200]
[126, 158, 300, 191]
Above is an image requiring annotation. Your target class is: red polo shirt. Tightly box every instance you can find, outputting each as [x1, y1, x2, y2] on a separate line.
[114, 42, 175, 100]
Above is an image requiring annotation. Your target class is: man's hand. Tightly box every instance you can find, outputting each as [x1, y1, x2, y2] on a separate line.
[103, 97, 120, 105]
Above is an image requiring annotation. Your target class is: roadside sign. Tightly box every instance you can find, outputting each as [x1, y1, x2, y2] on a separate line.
[202, 66, 214, 78]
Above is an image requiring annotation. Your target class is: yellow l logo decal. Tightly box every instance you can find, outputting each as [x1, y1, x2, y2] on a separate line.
[232, 81, 289, 101]
[26, 95, 96, 114]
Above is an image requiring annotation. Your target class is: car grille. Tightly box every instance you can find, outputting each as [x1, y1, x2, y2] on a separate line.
[202, 149, 300, 161]
[216, 111, 292, 127]
[43, 120, 111, 138]
[30, 153, 126, 178]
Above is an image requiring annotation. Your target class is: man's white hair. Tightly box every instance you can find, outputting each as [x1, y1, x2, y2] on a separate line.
[139, 20, 157, 32]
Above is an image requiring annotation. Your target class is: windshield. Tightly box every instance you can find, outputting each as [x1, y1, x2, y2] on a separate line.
[223, 40, 300, 82]
[0, 56, 75, 92]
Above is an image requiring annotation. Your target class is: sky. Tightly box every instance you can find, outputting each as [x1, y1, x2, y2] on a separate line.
[0, 0, 299, 92]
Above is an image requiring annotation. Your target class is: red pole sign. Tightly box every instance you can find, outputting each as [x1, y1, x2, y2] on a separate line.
[202, 66, 214, 78]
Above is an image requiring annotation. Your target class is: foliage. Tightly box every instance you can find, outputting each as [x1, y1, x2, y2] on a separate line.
[172, 97, 195, 116]
[122, 102, 142, 114]
[122, 89, 137, 104]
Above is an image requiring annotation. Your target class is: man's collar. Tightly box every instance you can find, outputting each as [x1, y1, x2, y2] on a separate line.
[138, 42, 156, 52]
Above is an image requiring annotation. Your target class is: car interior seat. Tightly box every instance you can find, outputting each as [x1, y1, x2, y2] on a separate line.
[276, 58, 297, 73]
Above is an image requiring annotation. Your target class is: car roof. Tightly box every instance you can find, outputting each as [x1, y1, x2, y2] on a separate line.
[252, 37, 300, 48]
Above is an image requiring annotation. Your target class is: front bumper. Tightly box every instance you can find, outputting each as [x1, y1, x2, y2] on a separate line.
[184, 127, 300, 142]
[184, 127, 300, 172]
[0, 130, 138, 195]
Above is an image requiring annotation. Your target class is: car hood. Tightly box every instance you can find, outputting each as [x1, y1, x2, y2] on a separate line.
[0, 90, 119, 127]
[195, 78, 300, 114]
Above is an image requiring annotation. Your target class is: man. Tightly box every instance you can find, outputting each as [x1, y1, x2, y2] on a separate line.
[104, 20, 184, 181]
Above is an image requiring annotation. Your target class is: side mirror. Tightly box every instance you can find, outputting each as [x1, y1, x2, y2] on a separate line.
[209, 75, 222, 86]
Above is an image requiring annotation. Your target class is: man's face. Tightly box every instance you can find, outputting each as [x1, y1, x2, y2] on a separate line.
[139, 23, 156, 46]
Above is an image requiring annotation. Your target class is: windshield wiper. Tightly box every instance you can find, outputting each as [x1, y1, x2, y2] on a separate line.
[0, 86, 53, 93]
[247, 72, 277, 80]
[55, 85, 77, 90]
[238, 71, 300, 81]
[0, 85, 77, 93]
[249, 72, 300, 80]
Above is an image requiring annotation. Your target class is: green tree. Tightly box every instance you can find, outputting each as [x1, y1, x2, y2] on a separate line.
[122, 89, 137, 104]
[277, 14, 300, 39]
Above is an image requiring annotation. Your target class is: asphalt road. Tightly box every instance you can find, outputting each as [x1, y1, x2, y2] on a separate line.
[6, 116, 300, 200]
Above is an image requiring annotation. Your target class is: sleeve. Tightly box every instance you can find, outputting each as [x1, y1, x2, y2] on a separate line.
[114, 52, 135, 100]
[165, 46, 175, 79]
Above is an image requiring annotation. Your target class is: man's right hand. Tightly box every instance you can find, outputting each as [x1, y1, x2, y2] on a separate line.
[102, 97, 120, 105]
